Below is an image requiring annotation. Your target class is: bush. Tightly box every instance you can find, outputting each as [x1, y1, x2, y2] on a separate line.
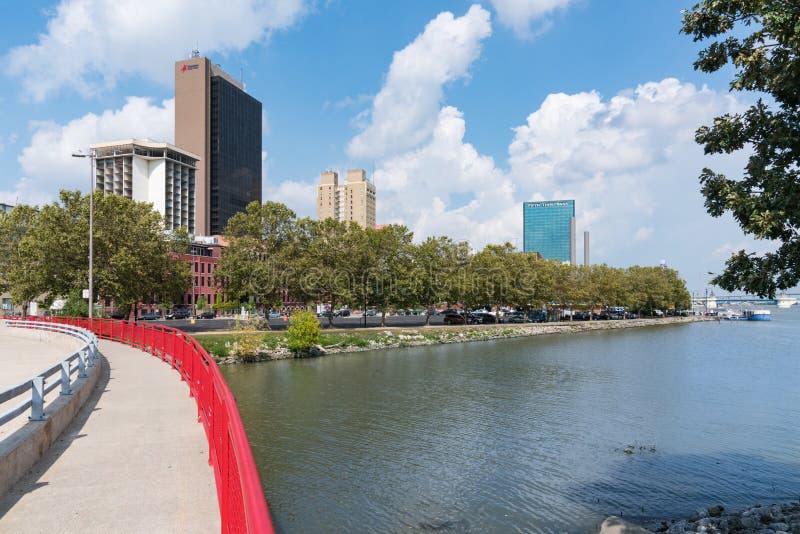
[287, 310, 321, 353]
[233, 320, 264, 362]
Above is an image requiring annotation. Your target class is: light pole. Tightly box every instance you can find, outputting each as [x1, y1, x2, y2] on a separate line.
[72, 149, 94, 320]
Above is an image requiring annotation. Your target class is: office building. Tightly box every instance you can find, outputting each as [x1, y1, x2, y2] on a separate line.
[0, 203, 13, 214]
[316, 169, 376, 228]
[90, 139, 198, 233]
[175, 54, 262, 236]
[522, 200, 576, 264]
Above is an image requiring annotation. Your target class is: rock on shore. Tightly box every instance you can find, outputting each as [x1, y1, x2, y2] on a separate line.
[217, 316, 707, 364]
[601, 501, 800, 534]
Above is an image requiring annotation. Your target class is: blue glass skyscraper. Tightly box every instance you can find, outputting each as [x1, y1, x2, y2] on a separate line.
[522, 200, 575, 263]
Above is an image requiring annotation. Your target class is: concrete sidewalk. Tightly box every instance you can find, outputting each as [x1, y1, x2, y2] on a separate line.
[0, 340, 220, 533]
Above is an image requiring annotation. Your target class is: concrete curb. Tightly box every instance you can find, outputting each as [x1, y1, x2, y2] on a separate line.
[0, 353, 104, 497]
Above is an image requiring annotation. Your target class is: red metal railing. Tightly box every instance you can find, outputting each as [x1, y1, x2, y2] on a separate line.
[34, 316, 274, 534]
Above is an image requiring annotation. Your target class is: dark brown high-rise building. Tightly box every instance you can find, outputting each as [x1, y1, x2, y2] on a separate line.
[175, 56, 262, 235]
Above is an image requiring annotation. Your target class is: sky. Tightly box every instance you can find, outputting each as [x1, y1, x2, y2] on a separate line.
[0, 0, 775, 292]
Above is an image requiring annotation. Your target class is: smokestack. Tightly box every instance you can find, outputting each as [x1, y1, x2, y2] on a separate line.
[570, 217, 576, 265]
[584, 231, 590, 266]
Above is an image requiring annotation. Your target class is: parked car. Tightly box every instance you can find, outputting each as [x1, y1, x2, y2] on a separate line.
[505, 314, 527, 324]
[166, 309, 191, 320]
[109, 311, 127, 320]
[196, 310, 215, 319]
[139, 312, 161, 320]
[334, 309, 351, 317]
[317, 311, 332, 318]
[365, 309, 377, 316]
[470, 312, 497, 324]
[442, 313, 474, 324]
[269, 311, 282, 319]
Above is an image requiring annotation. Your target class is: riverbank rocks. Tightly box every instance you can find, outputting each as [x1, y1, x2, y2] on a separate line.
[652, 501, 800, 534]
[211, 316, 706, 364]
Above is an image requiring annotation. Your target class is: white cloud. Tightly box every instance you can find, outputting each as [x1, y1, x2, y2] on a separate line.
[488, 0, 576, 38]
[0, 176, 53, 207]
[354, 66, 757, 289]
[634, 226, 654, 241]
[16, 97, 174, 197]
[265, 179, 316, 219]
[6, 0, 310, 101]
[347, 4, 492, 160]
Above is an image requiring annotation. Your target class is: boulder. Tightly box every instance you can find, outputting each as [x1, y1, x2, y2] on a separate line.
[706, 505, 724, 517]
[600, 516, 653, 534]
[309, 344, 327, 357]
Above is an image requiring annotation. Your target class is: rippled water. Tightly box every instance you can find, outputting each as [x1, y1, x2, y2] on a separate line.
[221, 309, 800, 533]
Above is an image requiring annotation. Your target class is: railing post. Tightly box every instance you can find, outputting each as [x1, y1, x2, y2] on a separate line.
[78, 348, 88, 378]
[30, 377, 46, 421]
[87, 343, 96, 367]
[60, 360, 73, 395]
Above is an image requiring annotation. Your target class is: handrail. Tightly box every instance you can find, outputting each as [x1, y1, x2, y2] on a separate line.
[1, 320, 99, 425]
[27, 316, 274, 534]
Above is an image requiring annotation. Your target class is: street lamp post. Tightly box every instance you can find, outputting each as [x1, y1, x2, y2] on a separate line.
[72, 149, 94, 320]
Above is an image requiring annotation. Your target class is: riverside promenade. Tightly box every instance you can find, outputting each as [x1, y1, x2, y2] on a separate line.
[0, 332, 220, 533]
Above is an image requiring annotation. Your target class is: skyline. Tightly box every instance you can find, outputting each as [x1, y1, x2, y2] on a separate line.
[0, 1, 775, 291]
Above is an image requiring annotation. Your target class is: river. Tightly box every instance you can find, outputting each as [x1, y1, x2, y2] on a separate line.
[220, 308, 800, 533]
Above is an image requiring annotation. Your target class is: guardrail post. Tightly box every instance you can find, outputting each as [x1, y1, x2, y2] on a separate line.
[30, 377, 46, 421]
[78, 348, 88, 378]
[87, 343, 97, 367]
[60, 360, 73, 395]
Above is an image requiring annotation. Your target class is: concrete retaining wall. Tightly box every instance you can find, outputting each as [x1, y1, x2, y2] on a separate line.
[0, 354, 104, 497]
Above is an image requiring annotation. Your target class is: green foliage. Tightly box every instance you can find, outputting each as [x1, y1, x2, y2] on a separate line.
[0, 204, 43, 312]
[196, 295, 207, 311]
[215, 201, 298, 311]
[681, 1, 800, 296]
[61, 288, 89, 317]
[234, 321, 265, 362]
[286, 310, 321, 353]
[0, 190, 191, 314]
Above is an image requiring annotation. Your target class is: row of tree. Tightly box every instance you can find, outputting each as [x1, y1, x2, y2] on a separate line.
[216, 201, 691, 325]
[0, 193, 691, 321]
[0, 191, 190, 316]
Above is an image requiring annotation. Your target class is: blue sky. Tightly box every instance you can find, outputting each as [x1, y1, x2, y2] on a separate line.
[0, 1, 770, 291]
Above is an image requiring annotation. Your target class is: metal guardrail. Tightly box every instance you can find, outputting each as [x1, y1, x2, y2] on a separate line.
[28, 316, 274, 534]
[0, 320, 99, 426]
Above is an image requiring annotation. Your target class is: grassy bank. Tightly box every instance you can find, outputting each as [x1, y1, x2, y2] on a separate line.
[195, 316, 705, 362]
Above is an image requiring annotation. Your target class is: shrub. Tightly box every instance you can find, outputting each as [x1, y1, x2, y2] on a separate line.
[287, 310, 321, 353]
[234, 321, 264, 362]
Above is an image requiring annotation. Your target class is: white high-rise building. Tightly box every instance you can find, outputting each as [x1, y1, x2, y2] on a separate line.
[90, 139, 199, 233]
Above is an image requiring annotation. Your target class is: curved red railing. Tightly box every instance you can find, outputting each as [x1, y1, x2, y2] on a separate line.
[33, 316, 274, 534]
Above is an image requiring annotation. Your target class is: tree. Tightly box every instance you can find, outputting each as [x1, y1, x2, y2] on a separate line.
[216, 201, 299, 314]
[681, 1, 800, 296]
[468, 243, 516, 322]
[361, 225, 416, 326]
[298, 218, 362, 326]
[412, 236, 456, 324]
[12, 191, 191, 318]
[0, 205, 42, 315]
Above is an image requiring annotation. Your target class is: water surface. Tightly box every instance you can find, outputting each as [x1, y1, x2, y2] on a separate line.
[221, 309, 800, 533]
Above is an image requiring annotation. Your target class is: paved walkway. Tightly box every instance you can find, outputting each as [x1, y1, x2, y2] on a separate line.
[0, 338, 220, 533]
